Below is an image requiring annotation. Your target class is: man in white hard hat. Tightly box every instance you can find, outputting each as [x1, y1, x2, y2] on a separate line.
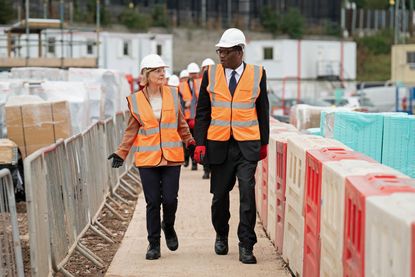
[201, 58, 215, 72]
[194, 28, 269, 264]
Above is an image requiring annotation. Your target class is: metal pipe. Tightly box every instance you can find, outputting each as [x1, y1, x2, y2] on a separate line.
[60, 0, 64, 67]
[25, 0, 29, 64]
[96, 0, 100, 68]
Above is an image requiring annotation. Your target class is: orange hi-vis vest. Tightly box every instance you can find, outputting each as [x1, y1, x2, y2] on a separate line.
[179, 80, 192, 119]
[190, 77, 202, 118]
[127, 86, 184, 167]
[206, 64, 263, 141]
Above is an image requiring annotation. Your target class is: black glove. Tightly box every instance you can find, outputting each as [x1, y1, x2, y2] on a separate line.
[188, 143, 195, 159]
[108, 153, 124, 168]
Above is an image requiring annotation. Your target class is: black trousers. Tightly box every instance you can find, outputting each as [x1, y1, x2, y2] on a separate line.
[210, 139, 258, 249]
[138, 166, 180, 243]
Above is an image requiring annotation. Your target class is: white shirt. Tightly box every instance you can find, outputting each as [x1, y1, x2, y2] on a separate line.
[149, 94, 162, 120]
[224, 62, 244, 86]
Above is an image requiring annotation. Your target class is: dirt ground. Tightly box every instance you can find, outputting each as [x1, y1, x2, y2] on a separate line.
[17, 174, 141, 277]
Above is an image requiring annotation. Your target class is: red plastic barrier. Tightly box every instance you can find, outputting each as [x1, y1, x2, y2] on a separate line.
[275, 140, 287, 253]
[343, 174, 415, 277]
[261, 156, 268, 229]
[303, 148, 375, 277]
[412, 223, 415, 277]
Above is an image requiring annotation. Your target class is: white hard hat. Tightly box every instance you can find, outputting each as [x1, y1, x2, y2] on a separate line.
[202, 58, 215, 68]
[168, 74, 180, 87]
[187, 62, 200, 74]
[165, 69, 171, 78]
[140, 54, 168, 73]
[179, 69, 189, 79]
[215, 28, 246, 48]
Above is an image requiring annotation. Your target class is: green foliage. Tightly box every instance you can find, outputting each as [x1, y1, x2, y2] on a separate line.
[324, 21, 342, 37]
[281, 8, 304, 39]
[356, 30, 393, 55]
[260, 6, 280, 36]
[119, 8, 151, 31]
[84, 0, 112, 26]
[0, 0, 14, 24]
[151, 4, 169, 28]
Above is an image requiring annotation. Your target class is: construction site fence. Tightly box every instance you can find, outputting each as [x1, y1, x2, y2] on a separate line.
[22, 111, 139, 277]
[0, 168, 24, 277]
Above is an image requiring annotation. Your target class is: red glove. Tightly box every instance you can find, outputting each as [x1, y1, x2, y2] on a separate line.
[259, 145, 268, 160]
[187, 119, 195, 129]
[194, 146, 206, 164]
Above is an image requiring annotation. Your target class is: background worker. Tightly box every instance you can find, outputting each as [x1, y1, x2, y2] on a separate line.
[186, 62, 202, 171]
[193, 28, 269, 264]
[178, 69, 194, 168]
[199, 58, 216, 179]
[108, 54, 195, 260]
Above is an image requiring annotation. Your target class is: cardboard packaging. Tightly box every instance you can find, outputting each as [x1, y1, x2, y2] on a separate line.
[0, 139, 18, 165]
[5, 101, 72, 158]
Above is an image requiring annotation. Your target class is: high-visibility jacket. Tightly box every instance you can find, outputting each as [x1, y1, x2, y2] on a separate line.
[179, 80, 192, 119]
[127, 86, 184, 167]
[206, 64, 263, 141]
[190, 77, 202, 119]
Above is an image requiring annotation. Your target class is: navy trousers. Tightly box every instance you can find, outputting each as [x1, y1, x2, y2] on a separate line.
[138, 166, 181, 243]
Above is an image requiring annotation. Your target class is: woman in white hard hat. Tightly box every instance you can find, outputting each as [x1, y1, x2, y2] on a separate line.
[108, 54, 196, 260]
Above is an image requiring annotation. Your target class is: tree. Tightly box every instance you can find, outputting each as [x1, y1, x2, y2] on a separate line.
[85, 0, 112, 26]
[260, 6, 280, 36]
[281, 8, 304, 39]
[119, 8, 151, 31]
[151, 4, 169, 28]
[0, 0, 14, 24]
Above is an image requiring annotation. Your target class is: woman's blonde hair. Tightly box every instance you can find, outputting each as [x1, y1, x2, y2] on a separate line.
[140, 68, 152, 87]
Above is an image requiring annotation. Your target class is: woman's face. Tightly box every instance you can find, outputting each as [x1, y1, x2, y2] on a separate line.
[148, 67, 166, 86]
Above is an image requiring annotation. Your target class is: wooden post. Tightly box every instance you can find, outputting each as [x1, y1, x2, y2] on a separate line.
[38, 32, 42, 57]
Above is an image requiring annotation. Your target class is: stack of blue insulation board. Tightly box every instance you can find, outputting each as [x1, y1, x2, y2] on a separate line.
[332, 112, 384, 162]
[382, 114, 415, 178]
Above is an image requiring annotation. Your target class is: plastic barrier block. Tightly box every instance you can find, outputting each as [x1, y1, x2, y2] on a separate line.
[333, 112, 384, 162]
[261, 156, 269, 228]
[382, 114, 415, 178]
[343, 174, 415, 277]
[320, 160, 407, 277]
[255, 160, 263, 213]
[303, 148, 375, 277]
[283, 135, 348, 277]
[275, 140, 288, 253]
[365, 193, 415, 277]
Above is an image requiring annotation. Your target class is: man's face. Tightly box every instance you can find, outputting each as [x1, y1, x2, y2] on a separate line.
[216, 47, 243, 69]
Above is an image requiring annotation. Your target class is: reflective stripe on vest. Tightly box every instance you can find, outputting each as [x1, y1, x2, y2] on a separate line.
[179, 80, 192, 119]
[206, 64, 262, 141]
[189, 77, 202, 119]
[127, 86, 184, 166]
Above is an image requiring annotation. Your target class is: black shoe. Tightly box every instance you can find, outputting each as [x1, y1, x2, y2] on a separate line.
[161, 222, 178, 251]
[146, 242, 161, 260]
[191, 163, 198, 170]
[239, 246, 257, 264]
[183, 160, 189, 167]
[202, 171, 210, 179]
[214, 236, 228, 255]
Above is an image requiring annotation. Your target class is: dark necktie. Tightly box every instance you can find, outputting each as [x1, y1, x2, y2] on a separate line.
[229, 70, 237, 96]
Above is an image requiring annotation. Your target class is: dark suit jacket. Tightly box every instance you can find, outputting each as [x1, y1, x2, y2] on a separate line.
[194, 63, 269, 164]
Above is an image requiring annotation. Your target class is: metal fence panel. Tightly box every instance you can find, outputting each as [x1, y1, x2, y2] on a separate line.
[43, 142, 73, 271]
[65, 134, 90, 239]
[24, 151, 52, 277]
[0, 169, 24, 277]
